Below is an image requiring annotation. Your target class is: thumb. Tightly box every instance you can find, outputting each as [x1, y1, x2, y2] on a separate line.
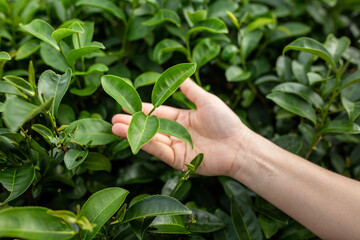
[180, 78, 208, 107]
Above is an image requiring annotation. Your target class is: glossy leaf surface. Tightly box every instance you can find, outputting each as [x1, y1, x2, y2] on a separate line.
[101, 75, 142, 115]
[0, 207, 75, 240]
[283, 37, 336, 70]
[65, 118, 118, 146]
[0, 164, 35, 204]
[187, 18, 228, 36]
[143, 9, 181, 27]
[267, 92, 317, 124]
[81, 152, 111, 172]
[150, 215, 190, 234]
[76, 0, 126, 22]
[241, 30, 263, 60]
[3, 96, 53, 131]
[128, 112, 160, 154]
[225, 65, 251, 82]
[321, 120, 360, 134]
[52, 22, 84, 43]
[134, 72, 160, 89]
[268, 22, 311, 43]
[153, 39, 187, 64]
[15, 39, 40, 60]
[271, 82, 324, 109]
[0, 51, 11, 61]
[159, 118, 193, 148]
[80, 188, 129, 240]
[66, 42, 105, 66]
[152, 63, 196, 108]
[64, 149, 89, 170]
[193, 38, 221, 69]
[123, 195, 191, 223]
[189, 208, 225, 233]
[324, 34, 350, 63]
[231, 198, 262, 240]
[20, 19, 59, 51]
[341, 97, 360, 122]
[3, 75, 35, 96]
[38, 68, 72, 118]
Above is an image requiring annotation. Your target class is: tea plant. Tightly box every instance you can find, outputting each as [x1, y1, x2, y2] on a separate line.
[0, 0, 359, 239]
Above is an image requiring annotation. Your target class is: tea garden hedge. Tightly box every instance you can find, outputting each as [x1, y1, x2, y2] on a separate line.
[0, 0, 360, 239]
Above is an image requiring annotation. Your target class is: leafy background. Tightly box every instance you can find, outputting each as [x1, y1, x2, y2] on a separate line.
[0, 0, 360, 239]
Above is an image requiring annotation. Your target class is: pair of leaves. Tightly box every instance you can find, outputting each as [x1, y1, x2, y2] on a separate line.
[102, 63, 196, 154]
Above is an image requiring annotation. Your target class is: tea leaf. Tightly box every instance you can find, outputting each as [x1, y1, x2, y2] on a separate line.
[152, 63, 196, 108]
[128, 112, 160, 154]
[32, 124, 54, 144]
[283, 37, 337, 70]
[271, 82, 324, 109]
[3, 75, 35, 96]
[243, 17, 274, 35]
[0, 81, 22, 96]
[3, 96, 53, 131]
[150, 215, 190, 234]
[189, 208, 225, 233]
[64, 149, 89, 170]
[341, 97, 360, 122]
[231, 198, 262, 240]
[66, 42, 105, 67]
[324, 34, 351, 63]
[0, 164, 35, 204]
[76, 0, 126, 22]
[65, 118, 118, 146]
[52, 22, 85, 43]
[80, 188, 129, 240]
[192, 38, 221, 69]
[40, 42, 68, 72]
[122, 195, 191, 223]
[74, 63, 108, 76]
[241, 30, 263, 60]
[225, 65, 251, 82]
[134, 72, 160, 89]
[187, 18, 228, 37]
[186, 10, 207, 26]
[38, 68, 72, 118]
[159, 118, 193, 148]
[0, 51, 11, 61]
[339, 70, 360, 90]
[268, 22, 311, 43]
[321, 120, 360, 134]
[267, 92, 317, 124]
[101, 75, 142, 115]
[153, 39, 187, 64]
[143, 9, 181, 27]
[15, 39, 40, 60]
[81, 152, 111, 172]
[20, 19, 59, 51]
[0, 207, 75, 240]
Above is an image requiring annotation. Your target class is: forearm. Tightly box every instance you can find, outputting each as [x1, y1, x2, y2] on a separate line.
[231, 129, 360, 240]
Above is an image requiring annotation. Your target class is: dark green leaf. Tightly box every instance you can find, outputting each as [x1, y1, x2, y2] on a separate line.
[130, 217, 155, 240]
[0, 207, 75, 240]
[258, 214, 281, 239]
[66, 42, 105, 66]
[20, 19, 59, 51]
[128, 112, 160, 154]
[324, 34, 350, 63]
[0, 81, 21, 95]
[186, 10, 207, 26]
[283, 37, 337, 70]
[153, 39, 187, 64]
[241, 30, 263, 61]
[340, 70, 360, 90]
[192, 38, 221, 69]
[159, 118, 193, 148]
[32, 124, 54, 144]
[271, 82, 324, 109]
[321, 120, 360, 134]
[80, 187, 129, 240]
[0, 164, 35, 204]
[74, 63, 108, 76]
[38, 68, 72, 118]
[268, 22, 311, 43]
[150, 215, 190, 234]
[187, 18, 228, 37]
[52, 22, 85, 43]
[15, 39, 40, 60]
[81, 152, 112, 172]
[341, 97, 360, 122]
[101, 75, 142, 115]
[65, 118, 118, 146]
[3, 75, 35, 96]
[144, 9, 181, 27]
[3, 96, 53, 131]
[134, 72, 160, 89]
[40, 42, 68, 72]
[76, 0, 126, 22]
[123, 195, 191, 223]
[253, 197, 289, 224]
[231, 198, 262, 240]
[189, 208, 225, 233]
[64, 149, 89, 170]
[152, 63, 196, 108]
[266, 92, 317, 124]
[225, 65, 252, 82]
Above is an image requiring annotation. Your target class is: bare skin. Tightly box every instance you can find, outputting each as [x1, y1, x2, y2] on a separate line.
[112, 79, 360, 240]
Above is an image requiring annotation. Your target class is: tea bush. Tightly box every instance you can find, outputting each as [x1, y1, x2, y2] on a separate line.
[0, 0, 360, 239]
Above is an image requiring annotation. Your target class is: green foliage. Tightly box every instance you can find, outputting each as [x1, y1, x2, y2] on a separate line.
[0, 0, 359, 239]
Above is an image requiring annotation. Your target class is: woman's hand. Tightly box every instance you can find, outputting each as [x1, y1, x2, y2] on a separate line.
[112, 79, 249, 176]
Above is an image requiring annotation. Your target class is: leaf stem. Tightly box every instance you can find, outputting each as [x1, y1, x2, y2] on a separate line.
[147, 107, 156, 116]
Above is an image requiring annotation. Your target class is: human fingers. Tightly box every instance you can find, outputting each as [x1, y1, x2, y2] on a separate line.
[112, 119, 172, 145]
[141, 140, 178, 169]
[141, 103, 181, 120]
[180, 78, 209, 107]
